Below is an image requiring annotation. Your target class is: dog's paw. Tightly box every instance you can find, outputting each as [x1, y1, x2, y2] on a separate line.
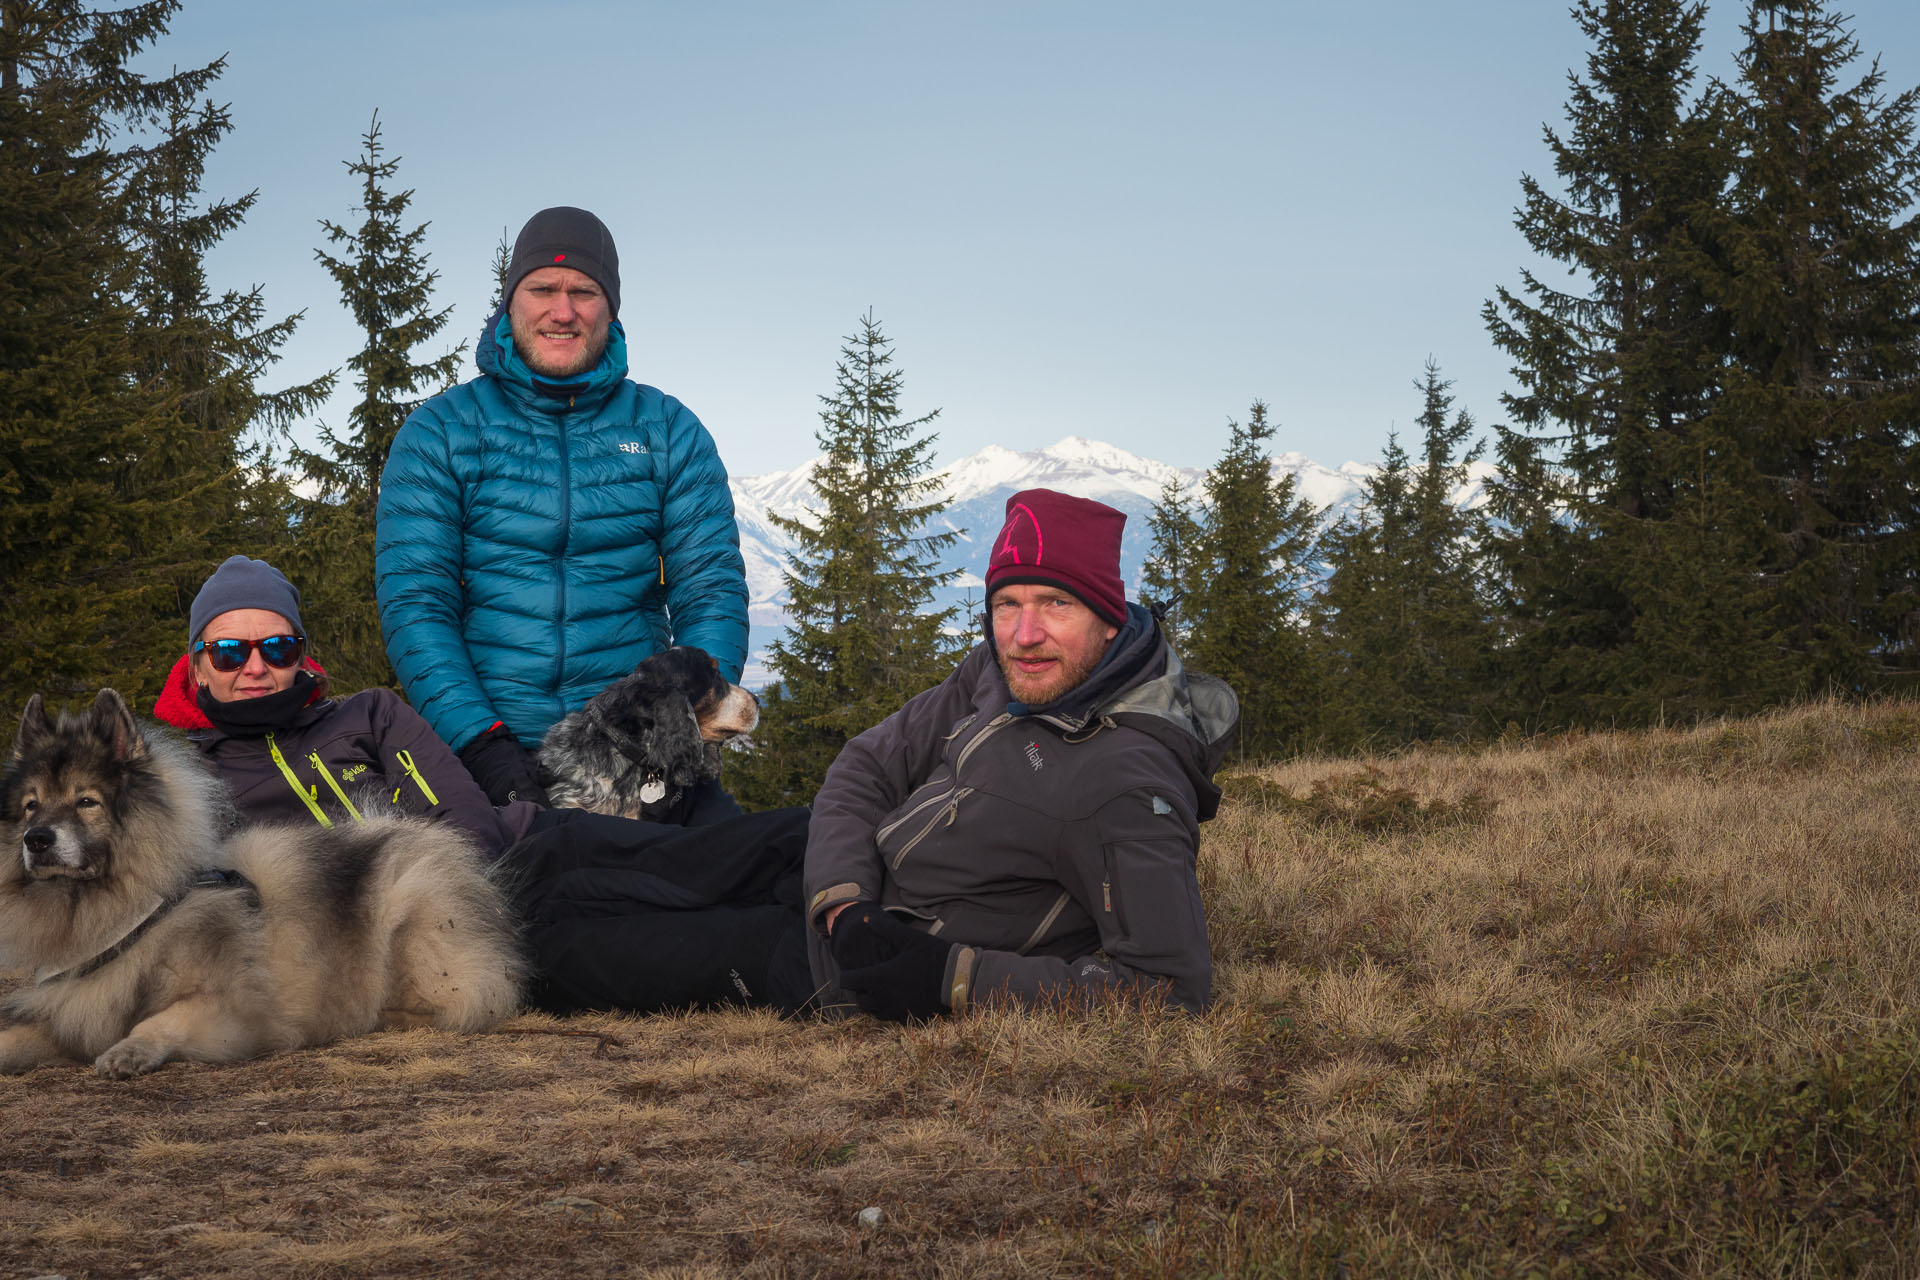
[94, 1037, 171, 1079]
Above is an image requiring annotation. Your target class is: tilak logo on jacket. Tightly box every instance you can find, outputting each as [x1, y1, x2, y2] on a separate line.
[1024, 741, 1046, 771]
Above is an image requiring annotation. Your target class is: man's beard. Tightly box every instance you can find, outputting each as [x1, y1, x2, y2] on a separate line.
[512, 319, 609, 379]
[997, 643, 1105, 707]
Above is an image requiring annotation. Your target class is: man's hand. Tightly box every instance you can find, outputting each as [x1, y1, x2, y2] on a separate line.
[829, 902, 897, 970]
[832, 905, 954, 1023]
[457, 723, 551, 807]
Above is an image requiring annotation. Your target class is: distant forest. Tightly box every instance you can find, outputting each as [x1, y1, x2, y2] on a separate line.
[4, 1, 1917, 788]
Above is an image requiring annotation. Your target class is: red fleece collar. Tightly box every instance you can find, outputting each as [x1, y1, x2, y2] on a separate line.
[151, 651, 328, 731]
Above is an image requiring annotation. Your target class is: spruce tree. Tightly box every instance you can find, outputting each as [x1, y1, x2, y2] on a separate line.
[0, 1, 302, 710]
[1317, 363, 1495, 748]
[1141, 477, 1202, 650]
[284, 112, 464, 693]
[1709, 0, 1920, 693]
[731, 313, 961, 808]
[1184, 400, 1321, 759]
[1482, 0, 1739, 725]
[485, 227, 511, 313]
[123, 90, 332, 675]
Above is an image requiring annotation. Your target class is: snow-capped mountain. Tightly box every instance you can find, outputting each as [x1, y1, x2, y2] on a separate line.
[733, 435, 1490, 617]
[728, 436, 1494, 685]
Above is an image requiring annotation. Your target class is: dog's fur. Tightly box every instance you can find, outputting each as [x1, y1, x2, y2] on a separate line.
[0, 690, 525, 1078]
[538, 646, 759, 821]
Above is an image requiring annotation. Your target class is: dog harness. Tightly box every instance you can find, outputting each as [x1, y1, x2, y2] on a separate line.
[34, 870, 256, 986]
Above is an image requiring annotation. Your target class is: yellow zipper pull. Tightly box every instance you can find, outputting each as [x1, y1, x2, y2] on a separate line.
[394, 749, 440, 806]
[267, 733, 332, 828]
[307, 751, 364, 822]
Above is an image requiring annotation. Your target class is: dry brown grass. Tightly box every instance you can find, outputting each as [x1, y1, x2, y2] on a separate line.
[5, 697, 1920, 1276]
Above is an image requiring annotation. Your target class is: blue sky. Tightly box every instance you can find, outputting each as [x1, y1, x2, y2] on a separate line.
[141, 1, 1920, 476]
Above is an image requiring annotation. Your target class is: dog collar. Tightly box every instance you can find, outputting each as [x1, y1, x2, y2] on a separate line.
[34, 870, 254, 986]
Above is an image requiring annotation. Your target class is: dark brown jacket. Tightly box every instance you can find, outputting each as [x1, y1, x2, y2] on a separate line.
[804, 606, 1238, 1013]
[164, 685, 538, 860]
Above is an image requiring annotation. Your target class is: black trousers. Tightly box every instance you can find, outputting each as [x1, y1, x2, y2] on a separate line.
[504, 804, 818, 1016]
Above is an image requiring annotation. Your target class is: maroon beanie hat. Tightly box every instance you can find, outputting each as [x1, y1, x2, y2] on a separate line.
[985, 489, 1128, 626]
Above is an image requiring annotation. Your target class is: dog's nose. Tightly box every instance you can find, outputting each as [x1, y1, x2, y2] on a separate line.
[23, 826, 55, 857]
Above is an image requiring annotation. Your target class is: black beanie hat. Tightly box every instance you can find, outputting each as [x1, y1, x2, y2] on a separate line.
[505, 206, 621, 317]
[189, 556, 305, 644]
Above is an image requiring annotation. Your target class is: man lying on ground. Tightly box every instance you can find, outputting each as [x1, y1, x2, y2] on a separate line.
[805, 488, 1240, 1020]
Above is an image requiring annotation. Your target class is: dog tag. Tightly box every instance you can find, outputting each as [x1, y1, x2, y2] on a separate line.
[640, 778, 667, 805]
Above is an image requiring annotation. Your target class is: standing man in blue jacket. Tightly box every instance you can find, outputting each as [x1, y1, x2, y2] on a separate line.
[376, 207, 748, 806]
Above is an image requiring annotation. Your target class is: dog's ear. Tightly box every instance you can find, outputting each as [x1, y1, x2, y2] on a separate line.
[12, 693, 54, 762]
[648, 691, 708, 786]
[87, 689, 148, 764]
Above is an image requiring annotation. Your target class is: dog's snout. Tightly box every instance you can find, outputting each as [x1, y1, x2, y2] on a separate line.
[23, 826, 56, 857]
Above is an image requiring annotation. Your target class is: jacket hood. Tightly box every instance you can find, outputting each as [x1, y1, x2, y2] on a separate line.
[988, 602, 1240, 821]
[1102, 647, 1240, 820]
[476, 307, 630, 409]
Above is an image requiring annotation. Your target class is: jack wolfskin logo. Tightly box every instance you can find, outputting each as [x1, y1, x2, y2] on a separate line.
[729, 967, 752, 1000]
[618, 441, 647, 455]
[1024, 741, 1045, 772]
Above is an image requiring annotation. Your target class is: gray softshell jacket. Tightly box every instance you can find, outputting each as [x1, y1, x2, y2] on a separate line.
[804, 605, 1239, 1013]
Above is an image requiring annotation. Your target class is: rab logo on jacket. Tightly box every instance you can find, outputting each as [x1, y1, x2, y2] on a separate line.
[618, 441, 648, 455]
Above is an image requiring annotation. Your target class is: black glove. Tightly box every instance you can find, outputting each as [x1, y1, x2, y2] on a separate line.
[835, 909, 955, 1024]
[830, 902, 898, 971]
[458, 724, 551, 807]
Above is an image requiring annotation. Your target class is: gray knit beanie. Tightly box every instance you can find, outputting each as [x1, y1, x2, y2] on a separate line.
[188, 556, 305, 644]
[505, 206, 621, 317]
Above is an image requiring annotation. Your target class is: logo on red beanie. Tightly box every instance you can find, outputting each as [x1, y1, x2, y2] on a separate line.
[997, 502, 1042, 566]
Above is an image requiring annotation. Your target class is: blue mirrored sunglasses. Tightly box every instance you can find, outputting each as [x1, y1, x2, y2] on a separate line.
[191, 634, 306, 673]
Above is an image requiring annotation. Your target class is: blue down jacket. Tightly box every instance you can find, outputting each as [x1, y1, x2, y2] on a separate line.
[375, 313, 748, 752]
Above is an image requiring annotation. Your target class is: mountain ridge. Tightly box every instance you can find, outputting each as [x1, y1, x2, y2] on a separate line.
[728, 436, 1494, 685]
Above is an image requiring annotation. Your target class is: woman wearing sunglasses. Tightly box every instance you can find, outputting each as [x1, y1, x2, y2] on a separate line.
[153, 556, 534, 855]
[153, 556, 817, 1016]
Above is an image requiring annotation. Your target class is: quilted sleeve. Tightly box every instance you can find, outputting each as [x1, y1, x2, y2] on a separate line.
[375, 404, 500, 752]
[656, 397, 748, 682]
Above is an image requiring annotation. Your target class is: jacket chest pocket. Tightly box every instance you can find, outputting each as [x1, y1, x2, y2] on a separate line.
[883, 787, 974, 871]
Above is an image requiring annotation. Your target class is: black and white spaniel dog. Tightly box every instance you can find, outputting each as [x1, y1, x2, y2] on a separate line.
[536, 647, 759, 822]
